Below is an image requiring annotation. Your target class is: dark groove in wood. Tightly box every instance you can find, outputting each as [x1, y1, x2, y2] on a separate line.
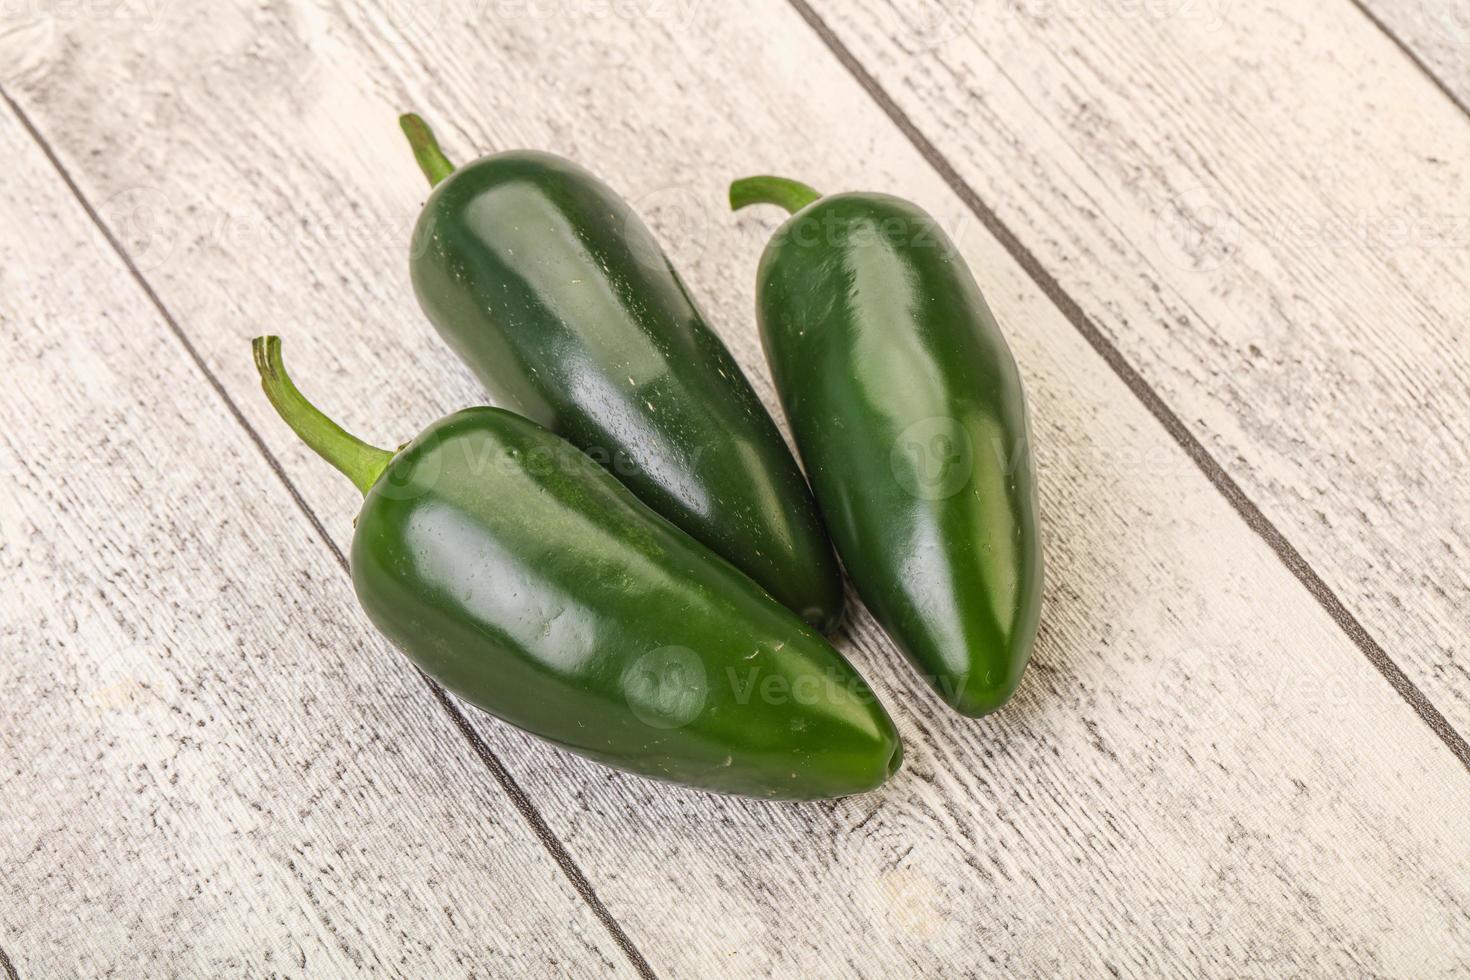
[1346, 0, 1470, 118]
[0, 83, 658, 980]
[784, 0, 1470, 776]
[0, 945, 19, 980]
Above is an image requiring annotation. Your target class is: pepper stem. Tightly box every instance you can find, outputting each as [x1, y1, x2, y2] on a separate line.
[729, 175, 822, 214]
[251, 336, 395, 496]
[399, 112, 456, 187]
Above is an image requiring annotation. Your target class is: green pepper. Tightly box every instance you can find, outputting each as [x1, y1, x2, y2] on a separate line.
[730, 177, 1043, 717]
[398, 115, 844, 633]
[251, 337, 900, 799]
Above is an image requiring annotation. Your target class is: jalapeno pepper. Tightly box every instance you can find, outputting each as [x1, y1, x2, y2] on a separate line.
[251, 337, 900, 799]
[398, 115, 844, 632]
[730, 177, 1043, 717]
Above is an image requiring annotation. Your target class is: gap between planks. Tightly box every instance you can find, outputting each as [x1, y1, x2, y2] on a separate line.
[1346, 0, 1470, 117]
[783, 0, 1470, 776]
[0, 83, 660, 980]
[0, 945, 19, 980]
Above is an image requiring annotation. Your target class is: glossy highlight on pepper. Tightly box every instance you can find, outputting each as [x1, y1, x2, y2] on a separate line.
[251, 336, 901, 799]
[731, 176, 1044, 717]
[399, 114, 844, 632]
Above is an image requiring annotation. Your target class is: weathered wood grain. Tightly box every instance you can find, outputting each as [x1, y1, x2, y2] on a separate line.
[1358, 0, 1470, 108]
[798, 0, 1470, 740]
[0, 99, 639, 979]
[3, 0, 1470, 975]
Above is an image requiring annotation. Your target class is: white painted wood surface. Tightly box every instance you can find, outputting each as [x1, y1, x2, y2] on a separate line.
[0, 103, 637, 978]
[1, 0, 1468, 976]
[800, 0, 1470, 741]
[1360, 0, 1470, 107]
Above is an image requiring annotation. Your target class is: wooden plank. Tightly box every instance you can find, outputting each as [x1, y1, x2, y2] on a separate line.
[794, 0, 1470, 740]
[0, 101, 639, 978]
[5, 0, 1470, 975]
[1358, 0, 1470, 109]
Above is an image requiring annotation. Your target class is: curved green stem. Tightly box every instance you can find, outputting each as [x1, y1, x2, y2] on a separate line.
[399, 112, 455, 187]
[251, 336, 394, 496]
[729, 175, 822, 214]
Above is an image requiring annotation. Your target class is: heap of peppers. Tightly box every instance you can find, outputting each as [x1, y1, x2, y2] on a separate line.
[253, 115, 1043, 802]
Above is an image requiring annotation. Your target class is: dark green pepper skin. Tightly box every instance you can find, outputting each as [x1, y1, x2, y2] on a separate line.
[737, 184, 1043, 717]
[252, 337, 899, 798]
[348, 407, 899, 799]
[405, 141, 843, 632]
